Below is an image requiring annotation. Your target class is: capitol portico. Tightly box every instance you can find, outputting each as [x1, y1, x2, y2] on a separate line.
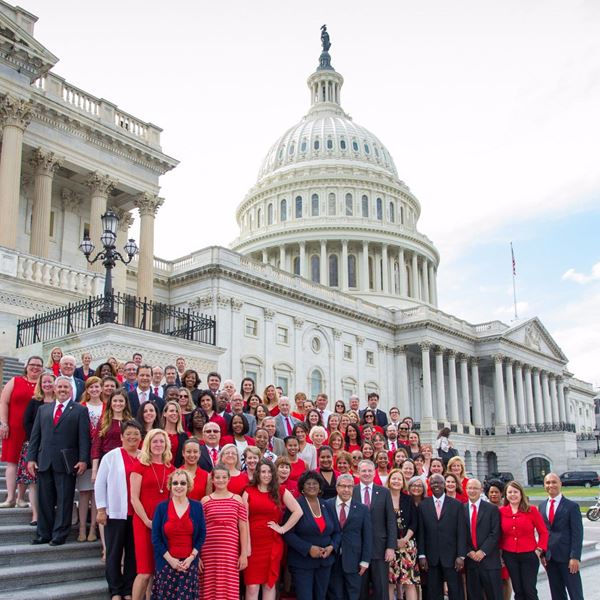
[0, 6, 596, 483]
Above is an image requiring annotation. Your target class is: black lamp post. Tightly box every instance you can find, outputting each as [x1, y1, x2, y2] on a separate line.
[594, 426, 600, 455]
[79, 208, 138, 324]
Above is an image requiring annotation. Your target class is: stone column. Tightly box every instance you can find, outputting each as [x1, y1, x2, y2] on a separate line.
[113, 208, 134, 294]
[514, 362, 526, 426]
[541, 371, 552, 424]
[399, 248, 407, 296]
[299, 242, 306, 277]
[86, 172, 116, 273]
[29, 149, 62, 257]
[361, 241, 369, 291]
[447, 350, 459, 425]
[563, 385, 571, 427]
[134, 193, 163, 302]
[0, 95, 32, 249]
[320, 240, 327, 285]
[459, 354, 472, 427]
[428, 263, 437, 305]
[524, 365, 536, 425]
[395, 346, 410, 417]
[504, 358, 517, 427]
[532, 368, 544, 425]
[381, 244, 389, 294]
[420, 342, 434, 428]
[421, 258, 430, 303]
[279, 245, 286, 270]
[261, 249, 268, 263]
[341, 240, 348, 290]
[411, 252, 419, 299]
[374, 249, 382, 291]
[557, 377, 567, 424]
[549, 375, 559, 424]
[493, 354, 507, 432]
[470, 358, 483, 428]
[434, 347, 447, 422]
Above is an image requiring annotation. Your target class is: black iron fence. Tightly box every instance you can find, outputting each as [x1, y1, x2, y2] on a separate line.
[16, 293, 216, 347]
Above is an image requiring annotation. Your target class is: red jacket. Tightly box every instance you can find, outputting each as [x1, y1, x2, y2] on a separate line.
[499, 504, 548, 553]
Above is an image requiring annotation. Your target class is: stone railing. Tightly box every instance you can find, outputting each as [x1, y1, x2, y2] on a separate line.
[32, 73, 162, 148]
[0, 247, 103, 296]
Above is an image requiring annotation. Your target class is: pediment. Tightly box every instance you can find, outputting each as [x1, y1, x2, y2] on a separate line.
[0, 12, 57, 82]
[503, 318, 567, 361]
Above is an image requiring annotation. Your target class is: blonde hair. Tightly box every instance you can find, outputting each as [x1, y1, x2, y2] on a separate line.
[177, 388, 196, 413]
[139, 429, 172, 466]
[81, 376, 103, 404]
[33, 371, 56, 400]
[309, 425, 327, 441]
[168, 469, 193, 492]
[161, 400, 185, 433]
[243, 446, 262, 460]
[46, 346, 63, 368]
[447, 456, 466, 479]
[218, 443, 242, 470]
[346, 410, 360, 423]
[386, 468, 407, 492]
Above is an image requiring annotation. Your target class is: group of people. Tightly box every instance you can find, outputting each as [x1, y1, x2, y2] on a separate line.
[0, 349, 585, 600]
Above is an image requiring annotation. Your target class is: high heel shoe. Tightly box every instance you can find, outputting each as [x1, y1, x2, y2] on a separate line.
[77, 532, 87, 542]
[0, 500, 16, 508]
[87, 531, 97, 542]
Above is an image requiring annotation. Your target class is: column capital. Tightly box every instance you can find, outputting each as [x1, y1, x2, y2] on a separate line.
[0, 95, 32, 130]
[434, 346, 445, 356]
[556, 375, 564, 383]
[493, 353, 505, 364]
[216, 293, 231, 309]
[263, 307, 275, 321]
[532, 366, 540, 375]
[523, 363, 532, 373]
[504, 357, 514, 366]
[356, 336, 365, 347]
[394, 345, 407, 355]
[513, 360, 523, 369]
[447, 349, 457, 359]
[458, 353, 470, 363]
[470, 356, 480, 367]
[113, 207, 134, 232]
[61, 188, 82, 213]
[377, 341, 387, 352]
[332, 328, 342, 339]
[135, 193, 164, 217]
[294, 316, 305, 329]
[231, 297, 244, 312]
[419, 341, 432, 352]
[86, 171, 116, 196]
[30, 148, 62, 176]
[548, 373, 556, 381]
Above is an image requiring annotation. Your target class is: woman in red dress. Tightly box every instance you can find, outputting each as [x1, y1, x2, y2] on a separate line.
[447, 456, 470, 493]
[221, 413, 256, 455]
[45, 347, 63, 376]
[162, 401, 189, 468]
[0, 355, 43, 507]
[130, 428, 175, 600]
[284, 436, 308, 483]
[243, 460, 303, 600]
[201, 465, 249, 600]
[199, 390, 228, 438]
[344, 423, 362, 453]
[445, 472, 468, 504]
[262, 384, 280, 417]
[218, 443, 250, 496]
[180, 438, 211, 500]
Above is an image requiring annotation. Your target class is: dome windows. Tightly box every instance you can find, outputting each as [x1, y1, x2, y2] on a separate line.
[352, 140, 359, 152]
[328, 193, 336, 216]
[376, 198, 383, 221]
[289, 142, 295, 156]
[345, 193, 353, 216]
[348, 255, 357, 288]
[326, 138, 334, 150]
[293, 256, 300, 275]
[329, 254, 339, 287]
[280, 199, 288, 222]
[300, 139, 307, 153]
[311, 194, 319, 216]
[310, 255, 320, 282]
[314, 139, 320, 150]
[257, 208, 262, 228]
[364, 143, 370, 154]
[340, 139, 347, 150]
[295, 196, 303, 218]
[361, 195, 369, 218]
[389, 202, 395, 223]
[267, 203, 274, 225]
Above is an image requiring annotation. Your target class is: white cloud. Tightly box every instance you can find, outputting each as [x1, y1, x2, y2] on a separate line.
[562, 262, 600, 284]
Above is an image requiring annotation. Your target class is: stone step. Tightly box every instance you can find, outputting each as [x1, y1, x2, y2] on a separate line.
[0, 477, 6, 491]
[0, 539, 102, 567]
[0, 556, 104, 593]
[0, 578, 108, 600]
[0, 523, 82, 546]
[0, 508, 33, 526]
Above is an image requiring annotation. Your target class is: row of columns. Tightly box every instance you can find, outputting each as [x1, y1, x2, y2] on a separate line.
[0, 94, 161, 302]
[260, 240, 438, 304]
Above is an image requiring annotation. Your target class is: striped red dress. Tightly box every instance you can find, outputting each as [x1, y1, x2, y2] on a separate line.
[200, 494, 248, 600]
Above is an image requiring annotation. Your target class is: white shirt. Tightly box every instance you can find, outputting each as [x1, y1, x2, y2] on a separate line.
[137, 388, 151, 404]
[547, 494, 562, 519]
[317, 408, 332, 427]
[433, 493, 446, 512]
[360, 483, 373, 504]
[469, 499, 481, 529]
[53, 399, 70, 420]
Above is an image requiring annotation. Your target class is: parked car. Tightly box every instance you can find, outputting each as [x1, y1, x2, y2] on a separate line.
[559, 471, 600, 488]
[484, 472, 514, 485]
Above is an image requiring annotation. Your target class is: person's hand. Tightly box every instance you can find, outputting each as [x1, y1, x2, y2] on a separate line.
[358, 565, 368, 576]
[540, 555, 547, 568]
[91, 469, 97, 483]
[418, 557, 428, 572]
[96, 508, 107, 526]
[398, 537, 408, 549]
[309, 545, 322, 558]
[267, 521, 284, 534]
[467, 551, 475, 560]
[384, 549, 395, 563]
[167, 556, 180, 570]
[0, 423, 9, 440]
[238, 554, 248, 570]
[145, 519, 153, 529]
[198, 559, 204, 574]
[74, 462, 87, 476]
[454, 557, 464, 571]
[180, 555, 194, 571]
[320, 545, 334, 559]
[473, 550, 485, 562]
[27, 461, 38, 477]
[568, 559, 580, 574]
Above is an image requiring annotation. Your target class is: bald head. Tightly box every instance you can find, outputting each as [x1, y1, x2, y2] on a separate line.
[544, 472, 562, 498]
[466, 478, 482, 502]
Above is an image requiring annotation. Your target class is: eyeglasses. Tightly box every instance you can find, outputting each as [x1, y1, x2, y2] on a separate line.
[399, 427, 409, 431]
[171, 481, 187, 487]
[28, 363, 43, 368]
[205, 430, 219, 434]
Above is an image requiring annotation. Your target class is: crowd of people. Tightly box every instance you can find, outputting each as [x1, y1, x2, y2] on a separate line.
[0, 349, 586, 600]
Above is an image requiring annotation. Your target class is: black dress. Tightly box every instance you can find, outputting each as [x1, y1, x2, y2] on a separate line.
[318, 468, 338, 499]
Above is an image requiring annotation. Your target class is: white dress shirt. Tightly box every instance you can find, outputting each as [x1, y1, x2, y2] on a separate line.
[547, 493, 562, 519]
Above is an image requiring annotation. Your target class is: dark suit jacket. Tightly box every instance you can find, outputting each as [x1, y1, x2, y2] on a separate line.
[352, 483, 396, 559]
[128, 390, 163, 417]
[74, 367, 92, 381]
[67, 377, 85, 402]
[198, 444, 215, 473]
[326, 497, 372, 572]
[464, 500, 501, 569]
[275, 414, 301, 439]
[417, 495, 467, 568]
[540, 496, 583, 562]
[359, 408, 388, 428]
[27, 400, 90, 472]
[283, 495, 340, 569]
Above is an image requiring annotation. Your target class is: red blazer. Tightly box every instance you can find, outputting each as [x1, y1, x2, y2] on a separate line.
[499, 504, 548, 553]
[221, 435, 256, 447]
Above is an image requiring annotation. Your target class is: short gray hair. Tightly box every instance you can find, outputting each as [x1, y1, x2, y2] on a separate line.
[336, 473, 355, 486]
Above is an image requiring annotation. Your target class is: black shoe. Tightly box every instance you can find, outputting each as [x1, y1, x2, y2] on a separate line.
[31, 537, 51, 545]
[29, 520, 37, 527]
[49, 538, 65, 546]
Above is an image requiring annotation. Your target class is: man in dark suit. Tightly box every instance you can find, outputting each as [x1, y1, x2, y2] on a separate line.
[418, 473, 467, 600]
[58, 355, 84, 402]
[128, 365, 163, 415]
[327, 473, 372, 600]
[359, 393, 388, 428]
[27, 376, 90, 545]
[352, 459, 396, 599]
[540, 473, 584, 600]
[275, 396, 301, 439]
[197, 422, 220, 472]
[464, 478, 502, 600]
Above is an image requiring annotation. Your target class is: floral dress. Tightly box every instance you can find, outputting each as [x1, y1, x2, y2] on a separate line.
[389, 497, 420, 586]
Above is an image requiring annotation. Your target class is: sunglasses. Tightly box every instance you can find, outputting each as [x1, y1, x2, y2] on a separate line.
[171, 481, 187, 487]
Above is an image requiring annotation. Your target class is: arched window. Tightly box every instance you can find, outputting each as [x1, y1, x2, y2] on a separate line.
[289, 142, 295, 155]
[314, 139, 320, 150]
[329, 254, 339, 286]
[352, 140, 359, 152]
[310, 368, 324, 400]
[361, 195, 369, 217]
[328, 193, 336, 215]
[300, 139, 307, 153]
[280, 199, 287, 222]
[326, 138, 334, 150]
[310, 255, 320, 283]
[311, 193, 319, 216]
[345, 193, 353, 216]
[376, 197, 383, 220]
[340, 139, 347, 150]
[295, 196, 303, 218]
[389, 202, 395, 223]
[257, 208, 262, 228]
[293, 256, 300, 275]
[348, 255, 357, 288]
[267, 203, 273, 225]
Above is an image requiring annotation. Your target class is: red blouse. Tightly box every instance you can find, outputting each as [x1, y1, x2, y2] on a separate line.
[120, 449, 139, 516]
[164, 501, 193, 558]
[499, 505, 548, 553]
[314, 514, 326, 533]
[188, 467, 210, 501]
[288, 458, 308, 482]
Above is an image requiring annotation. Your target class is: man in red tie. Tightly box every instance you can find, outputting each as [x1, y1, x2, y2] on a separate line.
[275, 397, 301, 439]
[27, 377, 90, 546]
[463, 479, 502, 600]
[197, 423, 221, 471]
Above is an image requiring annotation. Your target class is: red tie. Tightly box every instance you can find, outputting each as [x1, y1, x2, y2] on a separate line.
[391, 441, 396, 451]
[211, 448, 218, 464]
[364, 486, 371, 508]
[471, 503, 478, 548]
[286, 417, 293, 436]
[154, 387, 159, 396]
[339, 503, 347, 527]
[53, 403, 63, 426]
[549, 499, 555, 524]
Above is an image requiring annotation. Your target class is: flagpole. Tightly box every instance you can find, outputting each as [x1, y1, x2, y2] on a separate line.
[511, 242, 518, 321]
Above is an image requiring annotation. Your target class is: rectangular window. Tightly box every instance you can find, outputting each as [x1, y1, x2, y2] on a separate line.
[343, 344, 353, 360]
[276, 325, 289, 345]
[245, 317, 258, 337]
[245, 370, 258, 383]
[276, 376, 289, 395]
[366, 350, 375, 366]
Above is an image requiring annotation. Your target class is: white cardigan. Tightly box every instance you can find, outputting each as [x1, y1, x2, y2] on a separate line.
[94, 447, 130, 520]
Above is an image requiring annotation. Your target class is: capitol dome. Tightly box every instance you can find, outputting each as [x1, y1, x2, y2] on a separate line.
[231, 28, 440, 309]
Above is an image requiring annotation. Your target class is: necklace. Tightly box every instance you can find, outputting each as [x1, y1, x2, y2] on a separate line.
[150, 462, 166, 494]
[307, 498, 322, 518]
